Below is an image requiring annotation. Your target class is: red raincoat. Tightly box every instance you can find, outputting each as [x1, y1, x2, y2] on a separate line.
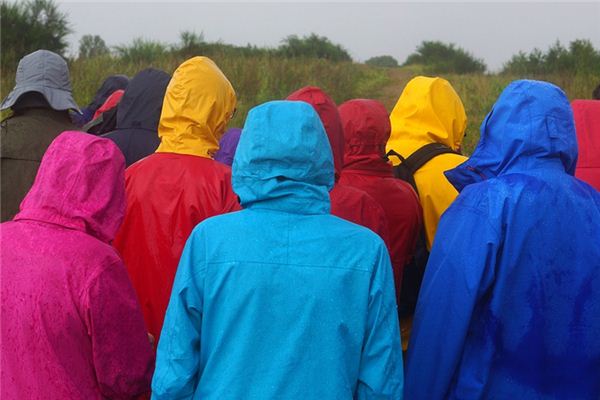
[287, 87, 389, 244]
[572, 100, 600, 191]
[338, 99, 422, 292]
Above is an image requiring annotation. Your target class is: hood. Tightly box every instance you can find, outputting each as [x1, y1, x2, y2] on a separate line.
[214, 127, 242, 166]
[14, 131, 126, 243]
[287, 86, 344, 180]
[338, 99, 392, 174]
[89, 75, 129, 111]
[156, 56, 236, 158]
[445, 80, 578, 192]
[116, 68, 171, 131]
[386, 76, 467, 164]
[93, 89, 124, 120]
[571, 100, 600, 168]
[232, 101, 334, 215]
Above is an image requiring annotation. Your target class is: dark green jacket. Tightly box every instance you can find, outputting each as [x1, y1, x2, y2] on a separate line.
[1, 108, 76, 222]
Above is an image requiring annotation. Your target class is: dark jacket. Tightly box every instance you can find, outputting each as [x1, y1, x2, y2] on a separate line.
[1, 107, 76, 221]
[103, 69, 170, 166]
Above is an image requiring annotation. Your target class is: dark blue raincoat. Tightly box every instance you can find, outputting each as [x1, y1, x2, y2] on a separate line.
[405, 80, 600, 399]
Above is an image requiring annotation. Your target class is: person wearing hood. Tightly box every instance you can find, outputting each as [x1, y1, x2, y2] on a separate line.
[113, 57, 240, 344]
[72, 74, 129, 126]
[405, 80, 600, 399]
[1, 49, 79, 222]
[1, 131, 155, 399]
[214, 127, 242, 166]
[83, 89, 125, 135]
[571, 99, 600, 191]
[103, 68, 171, 166]
[151, 101, 403, 399]
[339, 99, 422, 316]
[287, 87, 389, 245]
[386, 76, 468, 250]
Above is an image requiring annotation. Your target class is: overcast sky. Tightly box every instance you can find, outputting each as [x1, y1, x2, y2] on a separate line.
[56, 1, 600, 71]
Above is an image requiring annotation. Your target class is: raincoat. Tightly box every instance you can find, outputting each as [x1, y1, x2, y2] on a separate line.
[339, 99, 422, 300]
[287, 87, 389, 243]
[386, 76, 467, 249]
[73, 74, 129, 126]
[572, 99, 600, 191]
[113, 57, 239, 343]
[1, 131, 155, 399]
[214, 127, 242, 166]
[103, 68, 171, 166]
[152, 101, 403, 399]
[406, 80, 600, 399]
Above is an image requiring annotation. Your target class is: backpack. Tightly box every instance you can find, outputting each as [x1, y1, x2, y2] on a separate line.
[386, 143, 459, 317]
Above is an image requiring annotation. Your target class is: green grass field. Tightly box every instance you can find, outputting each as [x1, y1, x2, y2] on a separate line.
[2, 54, 598, 155]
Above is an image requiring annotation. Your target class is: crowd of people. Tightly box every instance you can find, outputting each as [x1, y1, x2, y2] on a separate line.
[1, 49, 599, 399]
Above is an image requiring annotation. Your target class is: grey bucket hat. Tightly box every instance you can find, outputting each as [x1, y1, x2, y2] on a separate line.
[1, 49, 80, 112]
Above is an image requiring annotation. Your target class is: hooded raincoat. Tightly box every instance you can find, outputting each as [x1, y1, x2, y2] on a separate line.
[214, 127, 242, 166]
[1, 131, 155, 400]
[287, 87, 389, 243]
[386, 77, 467, 249]
[152, 101, 403, 399]
[339, 99, 421, 300]
[405, 80, 600, 399]
[572, 99, 600, 191]
[103, 68, 171, 166]
[73, 74, 129, 126]
[113, 57, 240, 343]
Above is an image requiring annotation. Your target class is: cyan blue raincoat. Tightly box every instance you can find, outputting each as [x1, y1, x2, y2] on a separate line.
[152, 101, 403, 399]
[405, 80, 600, 399]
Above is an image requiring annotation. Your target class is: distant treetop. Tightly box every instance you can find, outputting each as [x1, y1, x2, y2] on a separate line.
[365, 55, 399, 68]
[403, 41, 486, 74]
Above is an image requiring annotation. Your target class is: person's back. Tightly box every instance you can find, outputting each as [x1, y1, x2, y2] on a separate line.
[386, 76, 468, 249]
[572, 99, 600, 191]
[103, 68, 171, 166]
[0, 50, 79, 222]
[1, 131, 154, 399]
[406, 80, 600, 399]
[152, 101, 403, 399]
[113, 57, 240, 343]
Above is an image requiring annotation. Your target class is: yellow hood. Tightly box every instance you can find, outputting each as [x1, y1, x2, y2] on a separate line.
[386, 76, 467, 165]
[156, 56, 236, 158]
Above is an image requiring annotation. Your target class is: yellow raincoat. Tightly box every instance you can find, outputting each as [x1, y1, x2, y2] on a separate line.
[157, 56, 236, 158]
[386, 76, 467, 249]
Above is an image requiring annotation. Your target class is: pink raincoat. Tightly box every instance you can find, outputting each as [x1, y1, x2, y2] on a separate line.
[1, 131, 154, 399]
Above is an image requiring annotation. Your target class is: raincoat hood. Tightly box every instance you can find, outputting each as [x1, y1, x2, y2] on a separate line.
[572, 100, 600, 169]
[339, 99, 392, 174]
[287, 86, 344, 179]
[446, 80, 578, 192]
[386, 76, 467, 163]
[93, 89, 124, 120]
[232, 101, 334, 214]
[156, 56, 236, 158]
[15, 131, 126, 243]
[89, 75, 129, 111]
[214, 127, 242, 166]
[117, 68, 170, 131]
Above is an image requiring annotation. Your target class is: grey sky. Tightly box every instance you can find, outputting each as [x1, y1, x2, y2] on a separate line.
[56, 1, 600, 71]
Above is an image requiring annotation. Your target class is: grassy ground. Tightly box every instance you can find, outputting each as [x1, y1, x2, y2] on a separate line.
[2, 55, 598, 155]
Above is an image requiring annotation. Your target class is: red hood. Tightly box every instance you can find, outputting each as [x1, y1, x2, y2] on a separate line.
[572, 100, 600, 168]
[338, 99, 392, 175]
[287, 86, 344, 180]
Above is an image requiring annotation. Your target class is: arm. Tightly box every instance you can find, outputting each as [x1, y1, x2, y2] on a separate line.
[151, 229, 205, 400]
[356, 242, 404, 400]
[84, 260, 155, 399]
[404, 203, 499, 399]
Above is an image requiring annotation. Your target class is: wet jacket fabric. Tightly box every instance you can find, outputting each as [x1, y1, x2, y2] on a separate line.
[339, 99, 422, 299]
[287, 87, 389, 243]
[1, 131, 155, 400]
[103, 68, 171, 166]
[113, 57, 239, 343]
[386, 77, 468, 249]
[406, 80, 600, 399]
[1, 106, 76, 222]
[214, 127, 242, 166]
[152, 101, 403, 399]
[73, 74, 129, 126]
[572, 99, 600, 190]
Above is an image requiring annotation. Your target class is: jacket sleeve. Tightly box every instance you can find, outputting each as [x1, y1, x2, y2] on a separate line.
[356, 241, 404, 400]
[83, 259, 155, 399]
[152, 228, 205, 399]
[404, 201, 499, 399]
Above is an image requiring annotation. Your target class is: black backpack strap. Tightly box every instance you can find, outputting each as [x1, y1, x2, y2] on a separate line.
[403, 143, 459, 175]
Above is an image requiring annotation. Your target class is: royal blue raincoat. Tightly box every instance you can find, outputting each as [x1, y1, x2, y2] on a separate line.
[406, 80, 600, 399]
[152, 101, 403, 399]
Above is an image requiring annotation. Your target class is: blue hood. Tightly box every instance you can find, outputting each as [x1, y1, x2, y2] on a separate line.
[446, 80, 578, 192]
[232, 101, 334, 214]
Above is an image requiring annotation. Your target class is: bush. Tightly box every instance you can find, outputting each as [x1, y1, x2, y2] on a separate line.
[277, 33, 352, 62]
[78, 34, 109, 59]
[114, 38, 168, 64]
[404, 41, 486, 74]
[365, 55, 399, 68]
